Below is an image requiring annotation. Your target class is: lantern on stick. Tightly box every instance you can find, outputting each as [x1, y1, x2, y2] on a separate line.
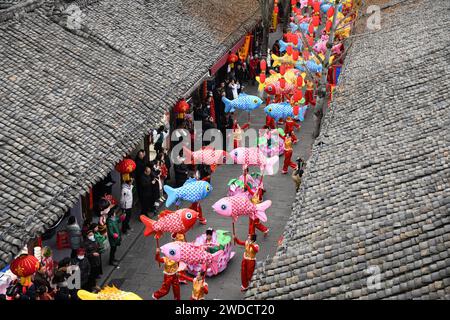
[327, 7, 335, 18]
[312, 15, 320, 27]
[272, 5, 279, 30]
[280, 65, 286, 76]
[10, 254, 40, 288]
[308, 23, 314, 35]
[297, 76, 304, 88]
[280, 78, 286, 89]
[260, 59, 267, 72]
[313, 2, 321, 14]
[228, 53, 239, 69]
[115, 158, 136, 182]
[286, 46, 293, 56]
[292, 50, 299, 61]
[325, 20, 333, 33]
[259, 72, 266, 84]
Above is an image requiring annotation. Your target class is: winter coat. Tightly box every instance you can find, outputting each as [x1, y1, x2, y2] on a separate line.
[73, 258, 90, 288]
[106, 216, 122, 247]
[83, 238, 102, 269]
[120, 184, 133, 209]
[66, 223, 82, 250]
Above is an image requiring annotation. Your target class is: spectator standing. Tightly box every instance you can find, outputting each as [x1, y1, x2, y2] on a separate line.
[229, 79, 240, 100]
[134, 149, 147, 205]
[107, 209, 122, 266]
[84, 229, 102, 290]
[120, 178, 134, 234]
[140, 165, 156, 216]
[66, 216, 82, 259]
[72, 248, 91, 291]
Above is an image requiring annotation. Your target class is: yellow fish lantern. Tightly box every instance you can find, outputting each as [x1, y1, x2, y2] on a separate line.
[77, 285, 143, 300]
[271, 53, 297, 67]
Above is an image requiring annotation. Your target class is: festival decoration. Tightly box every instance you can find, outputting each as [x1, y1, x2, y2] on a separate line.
[77, 286, 143, 300]
[10, 254, 40, 287]
[230, 147, 279, 175]
[227, 53, 238, 69]
[271, 53, 297, 67]
[115, 158, 136, 182]
[139, 208, 199, 239]
[174, 99, 190, 119]
[221, 93, 263, 113]
[160, 241, 223, 275]
[163, 178, 212, 207]
[264, 102, 308, 122]
[187, 230, 235, 277]
[212, 195, 272, 223]
[183, 146, 230, 171]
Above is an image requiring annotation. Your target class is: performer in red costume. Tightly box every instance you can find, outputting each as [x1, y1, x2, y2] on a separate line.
[152, 248, 181, 300]
[181, 271, 209, 300]
[284, 116, 300, 144]
[234, 234, 259, 292]
[282, 133, 298, 174]
[265, 115, 276, 129]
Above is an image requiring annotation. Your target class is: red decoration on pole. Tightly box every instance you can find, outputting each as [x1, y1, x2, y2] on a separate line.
[327, 7, 335, 18]
[260, 59, 267, 72]
[280, 65, 286, 76]
[259, 73, 266, 83]
[313, 2, 321, 14]
[297, 76, 303, 87]
[291, 0, 296, 6]
[294, 89, 303, 102]
[274, 6, 279, 14]
[286, 46, 293, 56]
[292, 50, 299, 61]
[280, 78, 286, 89]
[308, 24, 314, 35]
[326, 20, 332, 32]
[303, 50, 310, 60]
[292, 35, 299, 46]
[312, 15, 320, 27]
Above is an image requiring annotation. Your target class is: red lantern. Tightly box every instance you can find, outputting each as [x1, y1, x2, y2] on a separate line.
[174, 99, 190, 120]
[294, 89, 303, 102]
[116, 158, 136, 181]
[291, 0, 296, 5]
[274, 6, 279, 14]
[303, 50, 310, 60]
[10, 254, 40, 287]
[292, 35, 299, 46]
[286, 46, 293, 56]
[312, 15, 320, 27]
[280, 65, 286, 76]
[325, 20, 333, 32]
[227, 53, 238, 64]
[307, 36, 314, 47]
[327, 7, 335, 18]
[259, 73, 266, 83]
[308, 0, 313, 6]
[292, 50, 299, 61]
[308, 24, 314, 35]
[280, 78, 286, 89]
[297, 76, 304, 87]
[260, 60, 267, 72]
[313, 2, 321, 14]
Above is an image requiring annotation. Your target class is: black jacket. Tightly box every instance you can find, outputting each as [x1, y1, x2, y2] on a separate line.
[83, 238, 102, 268]
[72, 258, 91, 287]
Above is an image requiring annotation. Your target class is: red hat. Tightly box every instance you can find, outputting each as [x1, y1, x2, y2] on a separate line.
[76, 248, 86, 255]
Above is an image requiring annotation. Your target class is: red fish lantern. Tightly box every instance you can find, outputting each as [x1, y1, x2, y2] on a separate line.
[260, 59, 267, 72]
[174, 99, 190, 119]
[116, 158, 136, 181]
[10, 254, 40, 287]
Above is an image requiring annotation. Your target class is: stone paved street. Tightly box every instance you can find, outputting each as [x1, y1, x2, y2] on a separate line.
[101, 84, 316, 300]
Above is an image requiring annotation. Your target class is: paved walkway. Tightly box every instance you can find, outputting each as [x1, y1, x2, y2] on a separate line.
[100, 84, 316, 299]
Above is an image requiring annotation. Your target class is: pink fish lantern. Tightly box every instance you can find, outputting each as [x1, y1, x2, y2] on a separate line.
[212, 195, 272, 223]
[230, 147, 279, 175]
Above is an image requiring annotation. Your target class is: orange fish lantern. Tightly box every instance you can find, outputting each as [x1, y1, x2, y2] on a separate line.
[174, 99, 190, 119]
[228, 53, 239, 69]
[10, 254, 40, 287]
[115, 158, 136, 182]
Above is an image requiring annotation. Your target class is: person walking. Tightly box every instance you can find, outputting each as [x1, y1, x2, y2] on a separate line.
[106, 210, 122, 266]
[282, 133, 298, 174]
[120, 178, 134, 234]
[234, 234, 259, 292]
[134, 149, 147, 206]
[153, 125, 168, 155]
[66, 216, 82, 259]
[140, 165, 156, 216]
[152, 248, 181, 300]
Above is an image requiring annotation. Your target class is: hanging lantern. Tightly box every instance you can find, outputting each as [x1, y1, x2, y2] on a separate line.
[228, 53, 238, 69]
[297, 75, 304, 87]
[286, 46, 293, 56]
[280, 78, 286, 89]
[313, 2, 321, 14]
[10, 254, 40, 287]
[312, 15, 320, 27]
[294, 89, 303, 102]
[259, 72, 266, 84]
[292, 50, 299, 61]
[327, 7, 335, 18]
[325, 20, 333, 32]
[174, 99, 190, 119]
[260, 59, 267, 72]
[115, 159, 136, 182]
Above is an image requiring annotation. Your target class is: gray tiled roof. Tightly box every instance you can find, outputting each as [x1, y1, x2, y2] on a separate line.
[0, 0, 260, 268]
[246, 0, 450, 300]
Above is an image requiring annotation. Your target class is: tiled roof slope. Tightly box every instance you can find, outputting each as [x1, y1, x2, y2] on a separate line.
[246, 0, 450, 300]
[0, 0, 260, 268]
